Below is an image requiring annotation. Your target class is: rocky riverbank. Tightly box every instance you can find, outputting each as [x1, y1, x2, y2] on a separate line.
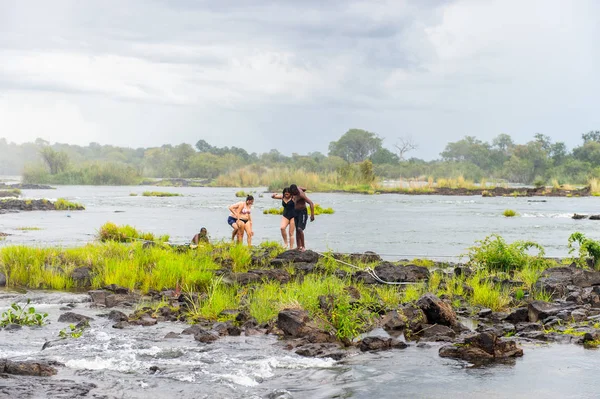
[6, 247, 594, 366]
[381, 185, 591, 197]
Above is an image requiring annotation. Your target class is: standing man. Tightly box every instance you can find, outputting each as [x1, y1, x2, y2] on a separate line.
[289, 184, 314, 251]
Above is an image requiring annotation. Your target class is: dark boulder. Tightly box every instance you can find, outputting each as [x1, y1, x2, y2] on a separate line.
[277, 309, 312, 337]
[112, 321, 130, 329]
[515, 322, 542, 333]
[103, 284, 130, 294]
[359, 336, 408, 352]
[230, 269, 291, 285]
[194, 329, 219, 343]
[439, 332, 523, 362]
[130, 315, 157, 327]
[478, 308, 493, 318]
[295, 343, 347, 360]
[528, 301, 563, 322]
[107, 310, 128, 322]
[417, 324, 456, 341]
[0, 272, 6, 287]
[504, 307, 529, 324]
[270, 250, 319, 266]
[400, 304, 427, 332]
[381, 310, 407, 332]
[57, 312, 93, 323]
[354, 262, 429, 284]
[573, 214, 588, 220]
[416, 293, 458, 327]
[0, 359, 59, 376]
[70, 267, 92, 287]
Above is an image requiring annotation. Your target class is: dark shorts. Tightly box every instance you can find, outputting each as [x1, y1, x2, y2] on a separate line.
[294, 208, 308, 231]
[227, 216, 237, 226]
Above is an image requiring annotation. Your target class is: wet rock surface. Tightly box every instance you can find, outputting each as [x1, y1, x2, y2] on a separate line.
[439, 332, 524, 363]
[0, 199, 84, 213]
[353, 262, 429, 284]
[0, 359, 59, 377]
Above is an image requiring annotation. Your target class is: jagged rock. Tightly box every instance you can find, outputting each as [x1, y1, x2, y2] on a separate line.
[571, 308, 589, 322]
[112, 321, 130, 329]
[381, 310, 408, 332]
[478, 308, 493, 318]
[266, 389, 294, 399]
[332, 251, 382, 264]
[292, 262, 317, 274]
[359, 336, 408, 352]
[535, 266, 600, 298]
[295, 343, 347, 360]
[505, 307, 529, 324]
[103, 284, 130, 294]
[194, 329, 219, 343]
[572, 214, 588, 220]
[230, 269, 291, 285]
[212, 321, 241, 336]
[164, 332, 181, 339]
[88, 290, 107, 306]
[107, 310, 128, 322]
[270, 250, 319, 266]
[130, 315, 157, 327]
[517, 331, 548, 341]
[105, 293, 139, 308]
[400, 304, 427, 331]
[515, 322, 542, 333]
[353, 262, 429, 284]
[476, 323, 516, 336]
[439, 332, 523, 362]
[528, 301, 563, 322]
[416, 293, 458, 327]
[181, 324, 206, 335]
[418, 324, 456, 341]
[0, 359, 59, 376]
[277, 309, 311, 337]
[70, 267, 92, 286]
[57, 312, 93, 323]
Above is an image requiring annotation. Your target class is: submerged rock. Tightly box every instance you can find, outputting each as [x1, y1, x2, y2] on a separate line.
[0, 359, 60, 376]
[439, 332, 523, 363]
[359, 336, 407, 352]
[295, 343, 347, 360]
[57, 312, 93, 324]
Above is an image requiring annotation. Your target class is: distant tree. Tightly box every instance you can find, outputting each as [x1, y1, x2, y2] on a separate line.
[492, 133, 514, 154]
[195, 139, 214, 153]
[370, 148, 399, 164]
[534, 133, 552, 152]
[393, 136, 418, 161]
[440, 136, 493, 170]
[573, 141, 600, 166]
[39, 147, 69, 175]
[582, 131, 600, 143]
[328, 129, 383, 163]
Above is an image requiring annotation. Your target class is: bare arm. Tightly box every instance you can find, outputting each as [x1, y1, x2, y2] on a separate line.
[300, 191, 315, 220]
[228, 202, 242, 218]
[271, 193, 283, 199]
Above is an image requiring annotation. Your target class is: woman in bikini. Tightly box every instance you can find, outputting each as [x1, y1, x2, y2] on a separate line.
[271, 187, 295, 249]
[228, 195, 254, 246]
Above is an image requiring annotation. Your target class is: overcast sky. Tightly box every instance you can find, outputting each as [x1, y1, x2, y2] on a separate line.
[1, 0, 598, 159]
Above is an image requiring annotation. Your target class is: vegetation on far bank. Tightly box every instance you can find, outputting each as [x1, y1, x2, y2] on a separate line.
[1, 222, 599, 340]
[7, 130, 600, 189]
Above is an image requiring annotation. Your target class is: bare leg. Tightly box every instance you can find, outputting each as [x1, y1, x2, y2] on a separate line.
[296, 227, 304, 251]
[288, 218, 295, 250]
[230, 224, 239, 242]
[244, 222, 253, 246]
[236, 220, 245, 244]
[280, 217, 290, 247]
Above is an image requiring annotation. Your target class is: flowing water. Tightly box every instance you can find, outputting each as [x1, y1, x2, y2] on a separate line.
[0, 291, 598, 399]
[2, 185, 600, 398]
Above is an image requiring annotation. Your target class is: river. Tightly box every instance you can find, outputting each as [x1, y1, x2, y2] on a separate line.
[1, 185, 600, 260]
[1, 185, 600, 398]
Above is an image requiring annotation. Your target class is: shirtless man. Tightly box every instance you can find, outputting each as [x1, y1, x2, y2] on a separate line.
[288, 184, 314, 251]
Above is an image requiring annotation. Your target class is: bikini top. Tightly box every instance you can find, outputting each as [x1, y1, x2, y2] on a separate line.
[241, 205, 251, 215]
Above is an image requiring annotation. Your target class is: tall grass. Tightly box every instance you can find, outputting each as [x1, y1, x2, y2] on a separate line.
[467, 272, 511, 311]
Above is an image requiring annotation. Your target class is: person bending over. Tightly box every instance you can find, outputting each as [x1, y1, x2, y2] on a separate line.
[229, 195, 254, 246]
[289, 184, 314, 251]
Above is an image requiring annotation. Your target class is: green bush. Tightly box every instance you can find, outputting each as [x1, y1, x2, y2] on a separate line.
[54, 198, 85, 210]
[467, 234, 546, 272]
[0, 299, 48, 327]
[568, 232, 600, 269]
[98, 222, 169, 243]
[503, 209, 517, 217]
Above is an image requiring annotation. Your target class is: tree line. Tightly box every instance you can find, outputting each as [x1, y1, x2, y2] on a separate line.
[1, 130, 599, 185]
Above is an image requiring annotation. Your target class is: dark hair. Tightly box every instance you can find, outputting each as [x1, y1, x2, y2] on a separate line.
[289, 184, 298, 194]
[246, 195, 254, 202]
[200, 227, 207, 233]
[282, 187, 289, 195]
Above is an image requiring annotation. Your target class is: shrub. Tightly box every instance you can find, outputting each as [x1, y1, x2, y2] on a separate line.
[503, 209, 517, 217]
[568, 232, 600, 269]
[97, 222, 169, 243]
[54, 198, 85, 210]
[467, 234, 546, 272]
